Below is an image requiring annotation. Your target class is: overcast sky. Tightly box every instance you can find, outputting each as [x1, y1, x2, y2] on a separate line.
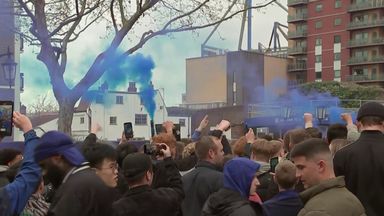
[20, 0, 288, 109]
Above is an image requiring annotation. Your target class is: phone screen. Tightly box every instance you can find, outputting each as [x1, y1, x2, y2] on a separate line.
[155, 124, 164, 134]
[173, 124, 181, 141]
[124, 122, 133, 139]
[0, 101, 14, 137]
[269, 157, 279, 173]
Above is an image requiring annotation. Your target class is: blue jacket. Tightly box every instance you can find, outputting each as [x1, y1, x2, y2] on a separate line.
[0, 130, 41, 216]
[262, 189, 303, 216]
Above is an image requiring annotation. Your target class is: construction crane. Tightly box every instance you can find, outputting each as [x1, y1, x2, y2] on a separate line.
[201, 0, 288, 57]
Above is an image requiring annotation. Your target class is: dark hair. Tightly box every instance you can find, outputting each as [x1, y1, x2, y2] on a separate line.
[290, 138, 330, 160]
[195, 136, 216, 160]
[360, 116, 384, 127]
[275, 160, 297, 189]
[82, 142, 117, 168]
[326, 124, 347, 144]
[116, 143, 138, 167]
[305, 127, 322, 139]
[0, 149, 22, 165]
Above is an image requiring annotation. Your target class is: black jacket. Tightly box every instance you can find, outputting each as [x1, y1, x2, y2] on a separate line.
[334, 130, 384, 216]
[182, 161, 223, 216]
[48, 164, 113, 216]
[112, 158, 184, 216]
[201, 188, 262, 216]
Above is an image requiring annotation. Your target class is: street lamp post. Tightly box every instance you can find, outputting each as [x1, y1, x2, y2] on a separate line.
[0, 46, 17, 88]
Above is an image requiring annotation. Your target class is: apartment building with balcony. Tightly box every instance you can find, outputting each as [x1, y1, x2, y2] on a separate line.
[288, 0, 384, 87]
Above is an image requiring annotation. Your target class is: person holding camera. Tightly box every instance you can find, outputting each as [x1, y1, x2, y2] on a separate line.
[112, 144, 184, 216]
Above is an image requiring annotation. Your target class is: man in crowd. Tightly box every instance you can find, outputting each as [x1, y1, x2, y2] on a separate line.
[0, 112, 41, 216]
[182, 136, 224, 216]
[262, 160, 303, 216]
[334, 102, 384, 216]
[112, 145, 184, 216]
[34, 131, 113, 216]
[291, 138, 365, 216]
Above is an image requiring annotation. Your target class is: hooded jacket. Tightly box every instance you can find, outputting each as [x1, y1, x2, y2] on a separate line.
[202, 158, 262, 216]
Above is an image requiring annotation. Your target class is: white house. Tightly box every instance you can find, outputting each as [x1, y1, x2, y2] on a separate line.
[29, 82, 192, 141]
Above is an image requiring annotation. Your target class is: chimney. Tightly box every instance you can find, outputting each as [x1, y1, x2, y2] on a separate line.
[128, 82, 137, 93]
[99, 81, 108, 92]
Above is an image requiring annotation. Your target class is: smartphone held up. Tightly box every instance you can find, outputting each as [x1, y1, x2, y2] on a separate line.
[0, 101, 13, 137]
[124, 122, 134, 139]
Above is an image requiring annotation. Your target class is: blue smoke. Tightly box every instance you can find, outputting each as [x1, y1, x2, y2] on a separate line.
[89, 52, 157, 119]
[245, 78, 357, 130]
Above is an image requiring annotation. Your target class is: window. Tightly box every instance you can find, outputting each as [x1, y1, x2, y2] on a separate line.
[316, 72, 322, 79]
[135, 114, 147, 125]
[179, 119, 186, 127]
[315, 21, 323, 29]
[334, 70, 341, 78]
[334, 53, 341, 61]
[316, 4, 323, 12]
[335, 0, 341, 8]
[96, 95, 103, 104]
[334, 18, 342, 26]
[116, 95, 123, 104]
[315, 38, 322, 46]
[80, 117, 85, 124]
[316, 55, 322, 63]
[110, 116, 117, 125]
[334, 35, 341, 43]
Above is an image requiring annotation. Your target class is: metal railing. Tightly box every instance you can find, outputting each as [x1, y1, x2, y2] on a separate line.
[288, 62, 307, 71]
[348, 19, 384, 30]
[288, 0, 308, 6]
[180, 102, 227, 110]
[288, 12, 308, 22]
[348, 55, 384, 65]
[346, 74, 384, 82]
[287, 46, 307, 55]
[348, 37, 384, 47]
[288, 29, 307, 39]
[349, 0, 384, 12]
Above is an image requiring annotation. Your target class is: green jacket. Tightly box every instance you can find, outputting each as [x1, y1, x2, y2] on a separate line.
[298, 176, 366, 216]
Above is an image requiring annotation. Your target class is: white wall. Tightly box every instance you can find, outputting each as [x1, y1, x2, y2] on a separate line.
[167, 116, 192, 139]
[92, 90, 168, 141]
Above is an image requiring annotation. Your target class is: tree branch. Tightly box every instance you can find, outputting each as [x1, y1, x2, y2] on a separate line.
[110, 0, 118, 33]
[48, 3, 100, 38]
[123, 0, 276, 56]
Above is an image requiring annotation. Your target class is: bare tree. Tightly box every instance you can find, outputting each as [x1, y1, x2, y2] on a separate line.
[6, 0, 275, 134]
[28, 94, 59, 115]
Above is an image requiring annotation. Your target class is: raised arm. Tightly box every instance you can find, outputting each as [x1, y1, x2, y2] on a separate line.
[4, 112, 41, 215]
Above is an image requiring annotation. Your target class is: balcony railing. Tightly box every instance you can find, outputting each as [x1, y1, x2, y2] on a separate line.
[288, 63, 307, 71]
[287, 46, 307, 55]
[348, 55, 384, 65]
[348, 38, 384, 47]
[349, 0, 384, 12]
[288, 30, 307, 39]
[288, 0, 308, 7]
[288, 79, 306, 87]
[348, 19, 384, 30]
[346, 74, 384, 82]
[288, 13, 308, 23]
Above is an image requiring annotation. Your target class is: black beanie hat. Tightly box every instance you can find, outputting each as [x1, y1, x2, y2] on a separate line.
[357, 102, 384, 121]
[122, 153, 152, 181]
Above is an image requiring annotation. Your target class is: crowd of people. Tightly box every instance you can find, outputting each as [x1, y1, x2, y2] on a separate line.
[0, 101, 383, 216]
